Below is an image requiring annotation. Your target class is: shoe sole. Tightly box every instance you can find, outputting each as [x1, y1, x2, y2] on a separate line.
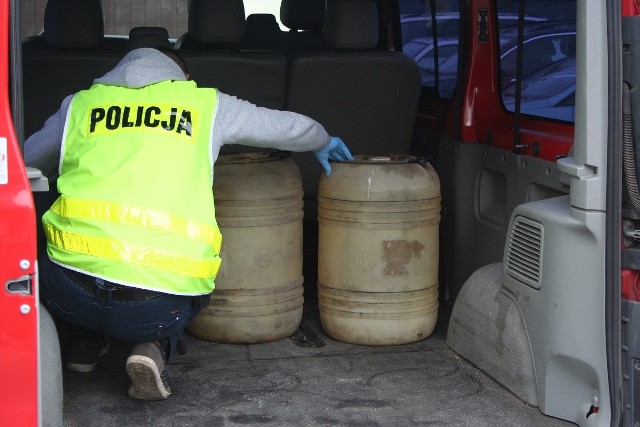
[126, 355, 171, 400]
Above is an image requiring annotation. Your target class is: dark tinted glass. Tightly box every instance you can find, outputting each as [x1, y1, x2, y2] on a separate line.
[399, 0, 460, 98]
[497, 0, 577, 122]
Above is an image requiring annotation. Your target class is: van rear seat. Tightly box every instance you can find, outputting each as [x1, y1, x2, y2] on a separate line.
[286, 0, 421, 196]
[22, 0, 422, 301]
[285, 0, 421, 288]
[240, 13, 285, 51]
[126, 27, 172, 52]
[175, 0, 287, 111]
[280, 0, 329, 54]
[22, 0, 123, 138]
[22, 0, 127, 52]
[240, 1, 328, 55]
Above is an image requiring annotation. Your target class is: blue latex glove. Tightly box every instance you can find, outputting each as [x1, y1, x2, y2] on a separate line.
[313, 137, 354, 176]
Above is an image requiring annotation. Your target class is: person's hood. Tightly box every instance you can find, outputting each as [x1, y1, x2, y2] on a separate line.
[94, 48, 186, 88]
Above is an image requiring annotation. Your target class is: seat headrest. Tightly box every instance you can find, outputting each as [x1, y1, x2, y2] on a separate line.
[43, 0, 104, 48]
[127, 27, 173, 52]
[188, 0, 246, 44]
[323, 0, 379, 50]
[280, 0, 325, 31]
[245, 14, 281, 37]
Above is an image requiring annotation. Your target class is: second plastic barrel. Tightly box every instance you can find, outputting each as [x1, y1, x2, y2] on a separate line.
[317, 155, 441, 345]
[187, 152, 304, 343]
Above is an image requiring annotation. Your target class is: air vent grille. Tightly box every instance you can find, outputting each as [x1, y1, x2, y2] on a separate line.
[506, 216, 543, 289]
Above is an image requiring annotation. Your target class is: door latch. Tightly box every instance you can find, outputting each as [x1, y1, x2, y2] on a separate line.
[5, 275, 32, 295]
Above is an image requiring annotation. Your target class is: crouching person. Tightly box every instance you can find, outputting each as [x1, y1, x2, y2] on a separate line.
[25, 47, 353, 400]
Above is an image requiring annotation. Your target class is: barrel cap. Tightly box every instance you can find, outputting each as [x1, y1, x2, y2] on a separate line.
[319, 154, 441, 202]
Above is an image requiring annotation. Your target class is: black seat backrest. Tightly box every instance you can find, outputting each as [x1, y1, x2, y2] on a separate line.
[182, 52, 287, 110]
[240, 13, 285, 51]
[174, 0, 246, 51]
[286, 0, 421, 196]
[175, 0, 287, 111]
[280, 0, 329, 54]
[23, 0, 127, 52]
[22, 0, 122, 138]
[126, 27, 173, 52]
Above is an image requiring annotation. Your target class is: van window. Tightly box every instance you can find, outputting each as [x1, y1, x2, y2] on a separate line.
[497, 0, 577, 122]
[398, 0, 461, 99]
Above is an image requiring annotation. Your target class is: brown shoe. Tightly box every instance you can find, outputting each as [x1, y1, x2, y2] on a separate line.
[125, 342, 171, 400]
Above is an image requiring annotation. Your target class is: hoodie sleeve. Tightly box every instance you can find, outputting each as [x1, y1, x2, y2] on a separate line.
[23, 94, 73, 181]
[211, 93, 331, 154]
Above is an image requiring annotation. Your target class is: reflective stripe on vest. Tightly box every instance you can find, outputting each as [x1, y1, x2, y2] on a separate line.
[50, 196, 222, 252]
[44, 224, 220, 279]
[44, 80, 221, 295]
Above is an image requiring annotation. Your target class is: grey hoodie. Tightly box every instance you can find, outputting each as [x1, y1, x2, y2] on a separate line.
[24, 48, 331, 180]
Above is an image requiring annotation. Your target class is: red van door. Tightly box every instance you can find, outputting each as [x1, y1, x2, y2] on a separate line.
[0, 0, 39, 425]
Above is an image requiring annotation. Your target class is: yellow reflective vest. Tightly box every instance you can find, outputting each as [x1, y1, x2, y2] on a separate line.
[43, 80, 222, 295]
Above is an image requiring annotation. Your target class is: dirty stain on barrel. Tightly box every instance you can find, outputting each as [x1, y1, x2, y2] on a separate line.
[383, 240, 425, 275]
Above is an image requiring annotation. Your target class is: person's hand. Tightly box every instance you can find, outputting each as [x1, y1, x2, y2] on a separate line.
[313, 137, 354, 176]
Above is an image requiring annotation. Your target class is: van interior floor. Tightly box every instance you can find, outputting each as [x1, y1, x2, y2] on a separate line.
[60, 303, 576, 427]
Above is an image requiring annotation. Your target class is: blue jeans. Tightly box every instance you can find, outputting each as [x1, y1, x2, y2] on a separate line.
[38, 255, 210, 361]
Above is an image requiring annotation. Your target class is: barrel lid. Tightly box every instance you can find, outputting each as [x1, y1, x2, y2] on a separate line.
[218, 150, 290, 165]
[215, 150, 303, 201]
[319, 153, 440, 202]
[346, 154, 426, 164]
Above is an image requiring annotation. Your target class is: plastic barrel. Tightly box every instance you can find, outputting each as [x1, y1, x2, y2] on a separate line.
[317, 155, 441, 345]
[188, 152, 304, 343]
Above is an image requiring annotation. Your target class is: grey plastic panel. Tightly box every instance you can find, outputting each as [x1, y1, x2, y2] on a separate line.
[502, 196, 610, 426]
[39, 303, 63, 426]
[436, 140, 569, 300]
[556, 0, 607, 212]
[447, 263, 539, 406]
[505, 216, 543, 289]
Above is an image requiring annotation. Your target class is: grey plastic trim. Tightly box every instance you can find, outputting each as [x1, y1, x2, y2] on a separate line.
[447, 263, 539, 406]
[505, 216, 543, 289]
[503, 196, 610, 426]
[435, 140, 568, 300]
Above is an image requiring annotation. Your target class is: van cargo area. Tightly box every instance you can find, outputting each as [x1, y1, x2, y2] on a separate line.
[60, 305, 575, 426]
